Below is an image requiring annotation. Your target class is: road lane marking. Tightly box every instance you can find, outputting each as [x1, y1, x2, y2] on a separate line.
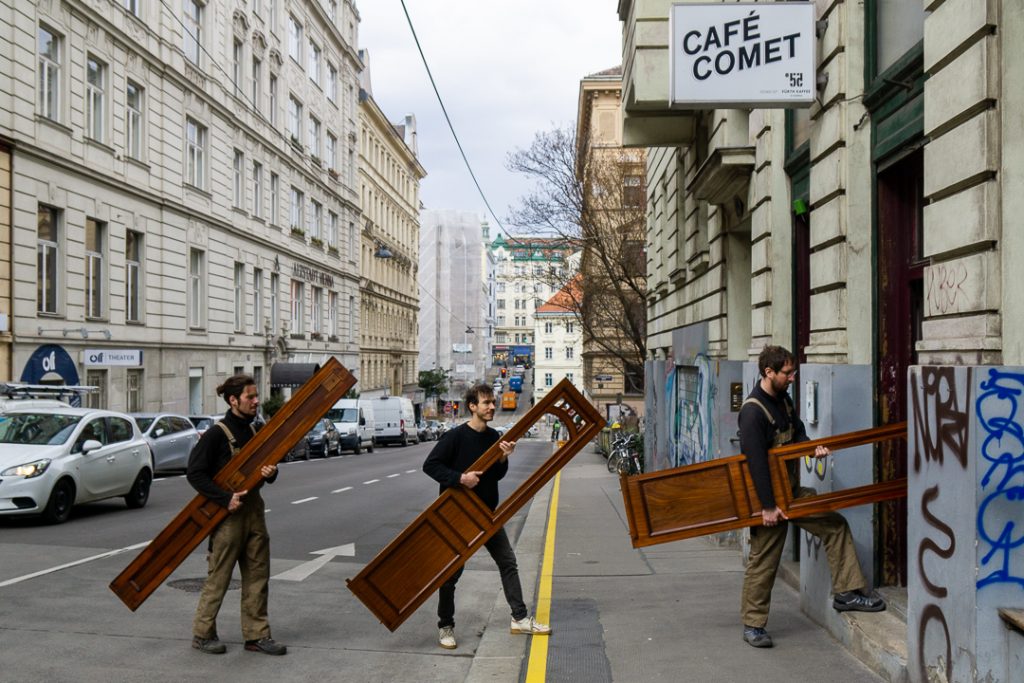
[291, 497, 318, 505]
[363, 479, 379, 485]
[0, 540, 151, 587]
[525, 472, 561, 682]
[332, 486, 353, 493]
[387, 473, 400, 478]
[271, 544, 356, 582]
[405, 469, 416, 473]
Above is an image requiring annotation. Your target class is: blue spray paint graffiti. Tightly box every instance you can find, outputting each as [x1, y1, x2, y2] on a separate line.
[975, 369, 1024, 590]
[672, 354, 716, 467]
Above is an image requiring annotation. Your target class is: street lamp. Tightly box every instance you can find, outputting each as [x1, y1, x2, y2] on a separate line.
[374, 241, 393, 259]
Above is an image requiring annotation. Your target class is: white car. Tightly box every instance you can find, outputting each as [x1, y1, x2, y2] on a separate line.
[0, 408, 154, 524]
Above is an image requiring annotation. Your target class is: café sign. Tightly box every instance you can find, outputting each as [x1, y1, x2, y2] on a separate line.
[670, 2, 815, 108]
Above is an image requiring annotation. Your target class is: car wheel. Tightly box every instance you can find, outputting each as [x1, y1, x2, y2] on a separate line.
[402, 433, 409, 447]
[353, 439, 361, 455]
[124, 469, 152, 509]
[368, 438, 375, 453]
[42, 478, 76, 524]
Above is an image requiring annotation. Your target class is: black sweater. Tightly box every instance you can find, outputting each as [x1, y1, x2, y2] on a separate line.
[186, 410, 274, 508]
[737, 384, 807, 510]
[422, 423, 508, 510]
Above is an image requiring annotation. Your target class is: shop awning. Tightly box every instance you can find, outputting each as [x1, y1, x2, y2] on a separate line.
[270, 363, 320, 388]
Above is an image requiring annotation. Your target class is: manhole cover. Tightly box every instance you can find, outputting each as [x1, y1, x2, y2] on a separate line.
[167, 578, 242, 593]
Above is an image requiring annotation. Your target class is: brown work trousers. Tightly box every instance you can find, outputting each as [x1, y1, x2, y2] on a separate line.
[741, 487, 866, 628]
[192, 491, 272, 641]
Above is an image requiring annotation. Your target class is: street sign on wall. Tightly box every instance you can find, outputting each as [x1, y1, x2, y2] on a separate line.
[83, 349, 143, 366]
[670, 2, 815, 108]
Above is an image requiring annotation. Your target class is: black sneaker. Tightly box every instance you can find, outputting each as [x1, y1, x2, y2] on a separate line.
[244, 637, 287, 655]
[742, 625, 773, 648]
[833, 590, 886, 613]
[191, 636, 226, 654]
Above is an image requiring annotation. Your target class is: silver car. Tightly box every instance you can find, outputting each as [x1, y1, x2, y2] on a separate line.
[132, 413, 200, 473]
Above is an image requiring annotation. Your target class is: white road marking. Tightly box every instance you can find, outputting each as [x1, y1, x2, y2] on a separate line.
[363, 479, 379, 485]
[332, 486, 353, 493]
[405, 469, 416, 473]
[291, 497, 318, 505]
[0, 541, 151, 587]
[387, 473, 400, 478]
[271, 544, 356, 582]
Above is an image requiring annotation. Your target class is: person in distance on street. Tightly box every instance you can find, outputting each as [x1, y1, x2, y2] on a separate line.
[423, 383, 551, 650]
[186, 374, 286, 656]
[738, 346, 885, 649]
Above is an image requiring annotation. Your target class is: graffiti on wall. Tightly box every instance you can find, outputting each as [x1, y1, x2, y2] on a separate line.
[975, 369, 1024, 591]
[924, 261, 969, 316]
[673, 354, 716, 467]
[910, 367, 970, 683]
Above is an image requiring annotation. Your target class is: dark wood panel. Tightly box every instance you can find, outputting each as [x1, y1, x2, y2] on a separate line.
[622, 422, 908, 548]
[347, 379, 605, 631]
[109, 359, 356, 611]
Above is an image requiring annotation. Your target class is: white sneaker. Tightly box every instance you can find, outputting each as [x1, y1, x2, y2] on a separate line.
[438, 626, 456, 649]
[510, 615, 551, 635]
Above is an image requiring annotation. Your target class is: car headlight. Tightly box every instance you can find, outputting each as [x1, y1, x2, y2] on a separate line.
[2, 459, 52, 478]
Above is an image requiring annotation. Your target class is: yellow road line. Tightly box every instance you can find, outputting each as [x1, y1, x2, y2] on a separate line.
[525, 471, 561, 682]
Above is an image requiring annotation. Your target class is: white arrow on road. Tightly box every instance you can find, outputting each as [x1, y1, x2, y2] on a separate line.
[271, 543, 356, 582]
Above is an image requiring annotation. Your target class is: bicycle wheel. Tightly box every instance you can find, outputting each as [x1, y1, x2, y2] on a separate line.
[616, 456, 632, 476]
[607, 451, 622, 473]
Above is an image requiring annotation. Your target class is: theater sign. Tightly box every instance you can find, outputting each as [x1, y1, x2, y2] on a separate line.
[670, 2, 815, 108]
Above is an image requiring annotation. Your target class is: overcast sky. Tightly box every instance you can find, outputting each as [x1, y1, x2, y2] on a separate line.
[356, 1, 623, 232]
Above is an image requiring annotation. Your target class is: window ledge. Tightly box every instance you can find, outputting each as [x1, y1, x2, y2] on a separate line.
[36, 115, 74, 136]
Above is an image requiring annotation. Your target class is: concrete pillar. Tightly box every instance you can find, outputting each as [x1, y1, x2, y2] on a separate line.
[908, 366, 1024, 683]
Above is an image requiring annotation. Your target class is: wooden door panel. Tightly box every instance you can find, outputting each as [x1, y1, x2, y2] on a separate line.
[347, 379, 605, 631]
[622, 422, 907, 548]
[109, 359, 356, 611]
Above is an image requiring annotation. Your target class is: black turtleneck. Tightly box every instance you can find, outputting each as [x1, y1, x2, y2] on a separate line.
[186, 409, 273, 508]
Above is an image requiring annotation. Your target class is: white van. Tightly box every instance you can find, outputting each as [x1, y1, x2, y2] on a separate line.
[374, 396, 417, 446]
[327, 399, 375, 454]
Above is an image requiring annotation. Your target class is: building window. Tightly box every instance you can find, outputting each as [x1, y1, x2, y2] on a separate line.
[348, 296, 355, 339]
[185, 118, 207, 188]
[623, 175, 644, 208]
[312, 286, 323, 334]
[326, 132, 337, 170]
[566, 322, 574, 333]
[37, 205, 60, 314]
[287, 15, 302, 63]
[85, 218, 105, 319]
[234, 262, 245, 331]
[545, 373, 553, 387]
[289, 187, 304, 231]
[328, 211, 338, 248]
[308, 40, 320, 85]
[309, 199, 322, 240]
[251, 56, 262, 106]
[327, 63, 337, 103]
[126, 369, 143, 412]
[290, 280, 305, 334]
[269, 172, 279, 225]
[348, 221, 355, 259]
[85, 370, 107, 409]
[125, 230, 141, 322]
[329, 291, 338, 337]
[496, 316, 506, 327]
[328, 0, 337, 22]
[268, 0, 276, 33]
[565, 347, 574, 360]
[232, 39, 243, 94]
[125, 81, 143, 159]
[497, 299, 506, 310]
[124, 0, 140, 17]
[268, 74, 277, 125]
[270, 272, 279, 333]
[85, 56, 105, 142]
[38, 26, 61, 121]
[188, 248, 205, 328]
[544, 322, 553, 334]
[253, 267, 263, 332]
[232, 149, 244, 208]
[288, 95, 302, 142]
[188, 367, 203, 414]
[545, 347, 553, 360]
[252, 161, 263, 217]
[183, 0, 201, 65]
[308, 116, 321, 157]
[566, 372, 574, 384]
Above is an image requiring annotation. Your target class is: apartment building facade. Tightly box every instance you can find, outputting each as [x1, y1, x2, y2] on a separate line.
[1, 0, 363, 412]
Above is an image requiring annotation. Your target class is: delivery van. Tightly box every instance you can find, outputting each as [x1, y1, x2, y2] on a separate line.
[508, 376, 523, 393]
[327, 398, 375, 454]
[501, 391, 518, 411]
[374, 396, 418, 446]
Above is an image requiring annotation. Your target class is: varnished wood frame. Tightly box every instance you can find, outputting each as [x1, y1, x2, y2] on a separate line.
[346, 379, 605, 631]
[621, 422, 907, 548]
[110, 359, 356, 611]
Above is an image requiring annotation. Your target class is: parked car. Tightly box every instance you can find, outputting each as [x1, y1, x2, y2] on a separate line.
[427, 420, 444, 440]
[0, 408, 154, 524]
[188, 414, 223, 437]
[131, 413, 200, 474]
[327, 399, 375, 454]
[416, 421, 435, 442]
[374, 396, 418, 446]
[305, 418, 341, 458]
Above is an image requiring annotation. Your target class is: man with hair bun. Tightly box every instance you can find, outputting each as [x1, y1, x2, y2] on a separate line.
[186, 373, 286, 656]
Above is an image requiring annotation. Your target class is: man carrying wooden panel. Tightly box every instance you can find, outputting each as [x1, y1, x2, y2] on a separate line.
[739, 346, 885, 649]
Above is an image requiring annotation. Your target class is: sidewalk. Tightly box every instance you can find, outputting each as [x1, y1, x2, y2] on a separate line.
[471, 452, 896, 682]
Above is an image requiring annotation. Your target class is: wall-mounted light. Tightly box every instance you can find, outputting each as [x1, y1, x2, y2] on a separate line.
[37, 326, 112, 340]
[374, 242, 393, 259]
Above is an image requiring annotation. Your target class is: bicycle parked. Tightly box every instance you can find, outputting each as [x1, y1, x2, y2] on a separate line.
[606, 432, 642, 475]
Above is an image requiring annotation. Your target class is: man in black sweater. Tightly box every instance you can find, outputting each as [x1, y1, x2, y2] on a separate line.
[738, 346, 884, 649]
[423, 383, 551, 650]
[186, 374, 285, 656]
